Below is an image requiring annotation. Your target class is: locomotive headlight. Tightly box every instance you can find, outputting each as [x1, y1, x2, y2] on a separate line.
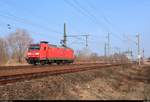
[35, 52, 40, 55]
[27, 52, 31, 55]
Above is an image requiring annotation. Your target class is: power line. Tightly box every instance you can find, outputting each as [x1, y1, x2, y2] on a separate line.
[68, 0, 129, 45]
[66, 34, 90, 48]
[0, 21, 60, 43]
[85, 0, 111, 25]
[64, 0, 90, 18]
[73, 0, 110, 31]
[123, 33, 137, 44]
[0, 1, 65, 43]
[0, 0, 62, 34]
[73, 0, 101, 23]
[64, 0, 109, 32]
[65, 0, 138, 58]
[84, 0, 137, 45]
[84, 1, 123, 39]
[0, 13, 62, 34]
[0, 13, 65, 43]
[68, 40, 85, 46]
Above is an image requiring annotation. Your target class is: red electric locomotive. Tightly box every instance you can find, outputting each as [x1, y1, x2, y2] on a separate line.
[26, 41, 74, 65]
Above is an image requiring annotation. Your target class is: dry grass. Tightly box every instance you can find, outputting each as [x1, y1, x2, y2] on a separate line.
[0, 64, 149, 100]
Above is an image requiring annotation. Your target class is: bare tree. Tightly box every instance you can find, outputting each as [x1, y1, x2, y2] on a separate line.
[75, 48, 92, 61]
[90, 53, 99, 61]
[0, 37, 9, 65]
[75, 49, 102, 62]
[7, 29, 33, 63]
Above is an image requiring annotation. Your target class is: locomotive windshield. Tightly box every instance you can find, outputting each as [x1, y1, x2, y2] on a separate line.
[29, 45, 40, 50]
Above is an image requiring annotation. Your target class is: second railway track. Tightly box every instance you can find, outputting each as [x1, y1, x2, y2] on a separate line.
[0, 63, 123, 85]
[0, 62, 107, 71]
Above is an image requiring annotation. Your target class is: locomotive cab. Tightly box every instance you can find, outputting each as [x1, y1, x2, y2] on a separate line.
[26, 44, 40, 65]
[28, 44, 40, 55]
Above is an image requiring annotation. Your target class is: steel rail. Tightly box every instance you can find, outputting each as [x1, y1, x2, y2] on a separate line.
[0, 64, 122, 85]
[0, 62, 107, 71]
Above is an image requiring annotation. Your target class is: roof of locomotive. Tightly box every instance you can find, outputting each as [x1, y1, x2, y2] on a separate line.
[49, 44, 73, 50]
[30, 41, 73, 50]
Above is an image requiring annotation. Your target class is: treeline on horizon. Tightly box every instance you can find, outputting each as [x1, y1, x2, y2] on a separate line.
[0, 29, 33, 65]
[0, 29, 129, 66]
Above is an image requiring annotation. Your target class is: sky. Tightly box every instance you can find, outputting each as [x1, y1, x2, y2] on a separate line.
[0, 0, 150, 58]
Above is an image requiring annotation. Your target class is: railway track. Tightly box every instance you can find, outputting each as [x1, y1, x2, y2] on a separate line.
[0, 63, 123, 85]
[0, 62, 106, 71]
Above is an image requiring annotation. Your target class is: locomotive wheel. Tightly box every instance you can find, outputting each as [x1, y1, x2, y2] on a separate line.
[33, 61, 37, 66]
[40, 61, 45, 65]
[57, 63, 60, 65]
[33, 63, 37, 66]
[48, 62, 52, 65]
[62, 60, 66, 65]
[56, 61, 61, 65]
